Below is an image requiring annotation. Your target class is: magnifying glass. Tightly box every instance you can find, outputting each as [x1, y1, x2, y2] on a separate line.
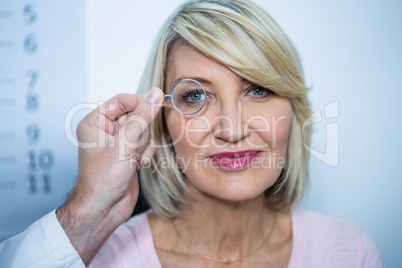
[164, 78, 207, 115]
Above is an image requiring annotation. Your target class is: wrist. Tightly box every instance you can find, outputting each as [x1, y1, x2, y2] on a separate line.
[56, 189, 121, 265]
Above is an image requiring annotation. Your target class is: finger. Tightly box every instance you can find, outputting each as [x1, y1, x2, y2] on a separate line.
[132, 87, 164, 125]
[139, 139, 156, 168]
[78, 93, 146, 138]
[115, 88, 163, 158]
[136, 127, 152, 156]
[121, 88, 164, 143]
[82, 93, 146, 130]
[99, 93, 145, 120]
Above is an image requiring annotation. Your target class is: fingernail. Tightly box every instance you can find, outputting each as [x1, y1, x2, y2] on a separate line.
[147, 88, 163, 104]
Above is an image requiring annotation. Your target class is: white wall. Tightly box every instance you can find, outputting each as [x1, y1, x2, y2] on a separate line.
[87, 1, 402, 266]
[0, 1, 86, 241]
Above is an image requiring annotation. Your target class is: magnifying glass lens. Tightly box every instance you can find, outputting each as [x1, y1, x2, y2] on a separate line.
[171, 79, 206, 115]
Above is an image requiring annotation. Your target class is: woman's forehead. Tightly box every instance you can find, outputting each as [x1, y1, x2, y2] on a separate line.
[165, 44, 247, 90]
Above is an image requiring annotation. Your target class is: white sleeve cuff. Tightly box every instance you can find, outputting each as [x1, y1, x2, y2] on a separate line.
[0, 210, 86, 268]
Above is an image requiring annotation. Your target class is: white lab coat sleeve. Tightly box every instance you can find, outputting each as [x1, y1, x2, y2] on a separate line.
[0, 210, 86, 268]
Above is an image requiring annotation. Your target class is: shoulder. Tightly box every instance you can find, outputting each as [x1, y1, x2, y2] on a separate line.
[91, 210, 152, 267]
[298, 207, 360, 240]
[290, 206, 384, 268]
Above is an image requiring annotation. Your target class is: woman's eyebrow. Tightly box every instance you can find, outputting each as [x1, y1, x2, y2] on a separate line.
[172, 77, 213, 86]
[172, 77, 249, 86]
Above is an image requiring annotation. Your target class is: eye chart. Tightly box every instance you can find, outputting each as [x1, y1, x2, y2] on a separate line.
[0, 1, 86, 241]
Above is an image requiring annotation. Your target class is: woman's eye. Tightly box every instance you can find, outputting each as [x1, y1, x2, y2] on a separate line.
[189, 93, 203, 101]
[182, 89, 206, 102]
[247, 86, 273, 98]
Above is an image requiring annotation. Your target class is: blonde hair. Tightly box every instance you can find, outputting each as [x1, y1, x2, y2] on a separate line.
[138, 0, 311, 218]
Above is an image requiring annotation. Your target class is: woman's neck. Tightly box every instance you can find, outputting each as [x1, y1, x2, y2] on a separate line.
[174, 188, 278, 261]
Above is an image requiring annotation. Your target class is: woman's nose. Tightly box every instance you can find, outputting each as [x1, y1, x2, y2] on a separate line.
[212, 99, 248, 143]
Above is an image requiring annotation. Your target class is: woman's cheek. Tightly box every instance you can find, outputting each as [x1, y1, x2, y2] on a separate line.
[245, 101, 292, 150]
[184, 116, 213, 149]
[275, 100, 293, 149]
[169, 114, 212, 150]
[166, 113, 185, 145]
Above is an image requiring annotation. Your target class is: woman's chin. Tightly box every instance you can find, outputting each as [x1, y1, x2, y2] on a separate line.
[189, 178, 272, 203]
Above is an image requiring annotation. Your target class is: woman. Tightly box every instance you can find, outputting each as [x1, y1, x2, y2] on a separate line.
[0, 0, 383, 267]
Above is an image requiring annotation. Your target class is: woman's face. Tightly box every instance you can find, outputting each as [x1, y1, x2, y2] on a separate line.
[164, 44, 292, 201]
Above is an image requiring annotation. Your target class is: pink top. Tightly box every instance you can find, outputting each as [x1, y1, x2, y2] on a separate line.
[91, 206, 384, 268]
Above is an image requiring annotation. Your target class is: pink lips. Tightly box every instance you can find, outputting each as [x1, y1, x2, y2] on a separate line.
[207, 150, 262, 171]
